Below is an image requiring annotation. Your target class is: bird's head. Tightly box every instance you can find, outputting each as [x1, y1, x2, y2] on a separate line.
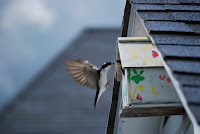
[100, 62, 114, 72]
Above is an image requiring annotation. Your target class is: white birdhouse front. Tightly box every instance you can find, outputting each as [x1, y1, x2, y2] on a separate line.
[118, 37, 183, 117]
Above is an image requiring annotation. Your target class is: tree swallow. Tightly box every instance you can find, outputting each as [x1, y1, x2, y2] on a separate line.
[65, 59, 114, 110]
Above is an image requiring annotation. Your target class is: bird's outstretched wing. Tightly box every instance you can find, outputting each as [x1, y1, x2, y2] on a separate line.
[65, 59, 100, 90]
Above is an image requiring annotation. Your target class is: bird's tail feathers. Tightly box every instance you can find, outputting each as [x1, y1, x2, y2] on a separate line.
[94, 89, 103, 110]
[94, 89, 99, 110]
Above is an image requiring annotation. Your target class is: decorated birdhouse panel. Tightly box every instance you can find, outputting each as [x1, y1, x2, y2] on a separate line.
[118, 37, 184, 117]
[118, 42, 163, 68]
[124, 68, 180, 105]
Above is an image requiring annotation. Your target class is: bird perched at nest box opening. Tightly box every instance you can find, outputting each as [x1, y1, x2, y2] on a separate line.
[65, 59, 114, 110]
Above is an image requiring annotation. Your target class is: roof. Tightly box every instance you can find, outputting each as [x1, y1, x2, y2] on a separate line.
[130, 0, 200, 127]
[0, 28, 120, 134]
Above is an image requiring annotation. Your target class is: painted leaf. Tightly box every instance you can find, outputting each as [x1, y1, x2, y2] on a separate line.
[127, 70, 131, 83]
[133, 69, 137, 74]
[140, 70, 144, 75]
[131, 75, 145, 84]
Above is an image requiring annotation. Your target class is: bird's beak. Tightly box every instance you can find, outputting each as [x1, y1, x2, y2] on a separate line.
[109, 62, 114, 67]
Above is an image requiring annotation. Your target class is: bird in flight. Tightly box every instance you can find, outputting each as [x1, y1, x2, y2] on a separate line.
[65, 59, 114, 110]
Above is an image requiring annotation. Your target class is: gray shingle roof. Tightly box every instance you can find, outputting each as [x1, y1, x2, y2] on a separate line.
[152, 34, 200, 45]
[146, 21, 193, 33]
[131, 0, 181, 4]
[158, 45, 200, 58]
[0, 28, 120, 133]
[139, 12, 174, 20]
[171, 12, 200, 21]
[165, 5, 200, 11]
[175, 74, 200, 86]
[131, 0, 200, 125]
[190, 105, 200, 123]
[193, 0, 200, 3]
[166, 60, 200, 74]
[187, 24, 200, 34]
[134, 4, 200, 11]
[182, 86, 200, 104]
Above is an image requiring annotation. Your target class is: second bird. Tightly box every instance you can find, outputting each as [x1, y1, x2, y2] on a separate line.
[65, 59, 114, 110]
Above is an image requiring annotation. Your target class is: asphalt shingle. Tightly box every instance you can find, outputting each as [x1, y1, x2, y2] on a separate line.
[187, 24, 200, 34]
[189, 105, 200, 123]
[139, 12, 174, 21]
[171, 12, 200, 22]
[165, 5, 200, 11]
[134, 4, 200, 12]
[133, 4, 165, 11]
[166, 0, 182, 4]
[182, 87, 200, 104]
[158, 45, 200, 58]
[153, 34, 200, 46]
[166, 59, 200, 74]
[192, 0, 200, 3]
[175, 74, 200, 87]
[146, 21, 193, 33]
[178, 0, 194, 3]
[131, 0, 180, 4]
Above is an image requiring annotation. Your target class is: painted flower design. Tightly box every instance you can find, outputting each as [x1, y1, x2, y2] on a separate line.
[131, 69, 145, 84]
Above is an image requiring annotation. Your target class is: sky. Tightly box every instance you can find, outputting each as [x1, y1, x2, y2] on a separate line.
[0, 0, 125, 109]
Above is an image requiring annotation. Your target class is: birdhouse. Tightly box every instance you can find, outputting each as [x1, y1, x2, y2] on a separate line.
[118, 37, 184, 117]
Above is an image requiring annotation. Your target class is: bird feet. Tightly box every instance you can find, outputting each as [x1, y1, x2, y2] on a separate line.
[105, 80, 112, 88]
